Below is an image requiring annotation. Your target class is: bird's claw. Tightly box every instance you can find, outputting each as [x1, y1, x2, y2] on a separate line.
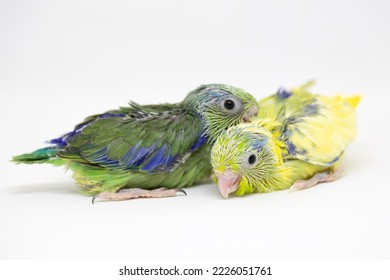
[92, 194, 99, 204]
[175, 189, 187, 196]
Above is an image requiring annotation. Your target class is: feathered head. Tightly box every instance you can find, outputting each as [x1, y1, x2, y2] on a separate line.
[182, 84, 258, 143]
[211, 120, 290, 198]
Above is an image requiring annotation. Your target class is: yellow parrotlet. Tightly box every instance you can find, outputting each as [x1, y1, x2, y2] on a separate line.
[210, 81, 361, 199]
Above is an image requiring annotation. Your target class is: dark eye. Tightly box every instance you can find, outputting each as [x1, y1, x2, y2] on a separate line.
[224, 99, 235, 110]
[248, 154, 256, 165]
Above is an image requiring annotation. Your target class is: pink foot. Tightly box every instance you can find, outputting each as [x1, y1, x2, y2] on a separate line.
[92, 188, 187, 203]
[289, 168, 346, 192]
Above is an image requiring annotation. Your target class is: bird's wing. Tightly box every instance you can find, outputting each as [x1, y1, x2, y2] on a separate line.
[57, 104, 205, 172]
[280, 95, 358, 166]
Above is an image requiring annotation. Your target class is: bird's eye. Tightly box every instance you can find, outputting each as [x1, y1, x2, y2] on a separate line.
[248, 154, 257, 165]
[243, 152, 257, 168]
[224, 99, 235, 110]
[219, 96, 243, 114]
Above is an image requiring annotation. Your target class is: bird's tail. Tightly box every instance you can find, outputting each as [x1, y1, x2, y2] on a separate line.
[12, 146, 63, 165]
[345, 95, 361, 109]
[334, 95, 361, 109]
[293, 81, 362, 110]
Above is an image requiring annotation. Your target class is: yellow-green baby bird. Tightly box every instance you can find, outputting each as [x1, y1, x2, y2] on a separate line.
[210, 81, 361, 199]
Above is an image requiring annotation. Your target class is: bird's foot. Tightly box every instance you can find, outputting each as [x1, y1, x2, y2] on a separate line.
[289, 168, 346, 192]
[92, 188, 187, 204]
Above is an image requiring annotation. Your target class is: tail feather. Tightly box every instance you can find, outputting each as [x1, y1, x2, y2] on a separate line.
[12, 147, 59, 164]
[345, 95, 361, 109]
[334, 95, 362, 109]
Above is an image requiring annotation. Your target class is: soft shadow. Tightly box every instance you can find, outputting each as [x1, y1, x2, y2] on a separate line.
[8, 181, 79, 195]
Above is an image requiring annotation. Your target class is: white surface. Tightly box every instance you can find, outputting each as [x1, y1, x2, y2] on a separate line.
[0, 0, 389, 260]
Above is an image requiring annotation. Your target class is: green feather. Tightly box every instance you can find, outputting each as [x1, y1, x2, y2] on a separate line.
[13, 84, 258, 195]
[12, 147, 63, 165]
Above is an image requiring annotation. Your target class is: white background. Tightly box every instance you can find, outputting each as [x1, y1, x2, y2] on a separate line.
[1, 0, 389, 263]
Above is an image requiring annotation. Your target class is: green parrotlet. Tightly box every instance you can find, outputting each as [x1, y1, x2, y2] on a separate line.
[13, 84, 258, 202]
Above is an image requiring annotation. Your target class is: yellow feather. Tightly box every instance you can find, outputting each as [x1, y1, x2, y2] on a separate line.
[346, 95, 362, 109]
[211, 82, 360, 198]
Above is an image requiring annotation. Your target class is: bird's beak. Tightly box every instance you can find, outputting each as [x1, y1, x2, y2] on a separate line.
[243, 105, 258, 123]
[215, 169, 241, 199]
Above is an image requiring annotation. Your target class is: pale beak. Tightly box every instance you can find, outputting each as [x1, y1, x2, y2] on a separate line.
[243, 105, 258, 123]
[216, 169, 241, 199]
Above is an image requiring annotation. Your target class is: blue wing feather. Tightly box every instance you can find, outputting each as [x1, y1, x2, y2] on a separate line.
[88, 143, 180, 172]
[142, 145, 168, 171]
